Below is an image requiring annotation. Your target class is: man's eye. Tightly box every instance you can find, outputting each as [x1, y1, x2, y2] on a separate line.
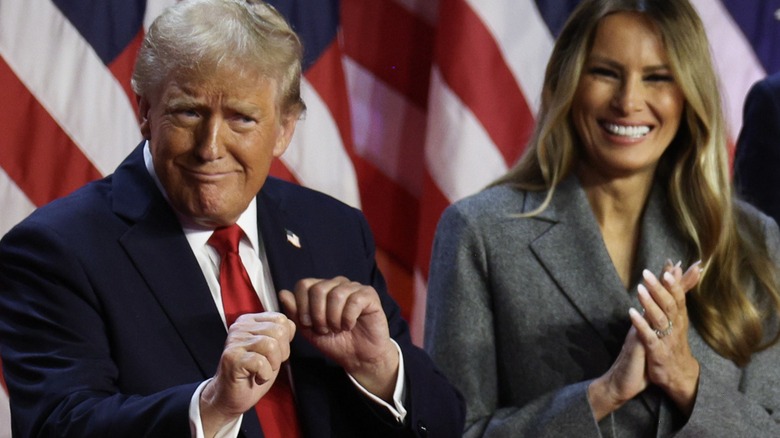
[231, 114, 257, 125]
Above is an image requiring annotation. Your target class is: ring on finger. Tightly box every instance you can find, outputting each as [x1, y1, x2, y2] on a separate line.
[654, 319, 673, 338]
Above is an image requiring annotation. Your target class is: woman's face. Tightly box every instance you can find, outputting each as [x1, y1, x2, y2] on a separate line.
[572, 12, 685, 182]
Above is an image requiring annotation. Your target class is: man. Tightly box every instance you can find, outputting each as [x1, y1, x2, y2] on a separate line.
[734, 72, 780, 226]
[0, 1, 464, 437]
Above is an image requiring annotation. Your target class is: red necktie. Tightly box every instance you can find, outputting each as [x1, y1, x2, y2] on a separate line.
[208, 224, 301, 438]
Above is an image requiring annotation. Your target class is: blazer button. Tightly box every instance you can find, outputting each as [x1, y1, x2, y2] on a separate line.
[417, 421, 428, 437]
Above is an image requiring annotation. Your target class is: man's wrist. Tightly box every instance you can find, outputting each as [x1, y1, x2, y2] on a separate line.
[346, 339, 408, 422]
[347, 341, 400, 403]
[199, 380, 242, 437]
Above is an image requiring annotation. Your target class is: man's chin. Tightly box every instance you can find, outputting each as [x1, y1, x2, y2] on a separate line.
[172, 203, 244, 229]
[192, 211, 243, 228]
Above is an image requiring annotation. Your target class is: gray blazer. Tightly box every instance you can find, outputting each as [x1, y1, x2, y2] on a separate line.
[424, 175, 780, 437]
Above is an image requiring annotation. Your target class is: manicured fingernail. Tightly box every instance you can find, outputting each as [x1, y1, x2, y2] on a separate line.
[663, 271, 676, 285]
[642, 269, 657, 285]
[637, 283, 650, 298]
[675, 260, 682, 268]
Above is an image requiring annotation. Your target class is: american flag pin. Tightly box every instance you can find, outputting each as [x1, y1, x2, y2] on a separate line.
[286, 229, 301, 248]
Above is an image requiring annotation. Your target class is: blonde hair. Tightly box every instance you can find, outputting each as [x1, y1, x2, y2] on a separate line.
[131, 0, 305, 117]
[496, 0, 780, 366]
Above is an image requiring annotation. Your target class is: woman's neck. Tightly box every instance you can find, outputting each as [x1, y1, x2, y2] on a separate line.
[578, 167, 655, 288]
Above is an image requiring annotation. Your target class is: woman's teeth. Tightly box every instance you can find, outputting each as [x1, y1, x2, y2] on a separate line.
[604, 123, 650, 138]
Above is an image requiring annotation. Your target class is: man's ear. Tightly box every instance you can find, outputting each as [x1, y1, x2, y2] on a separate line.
[137, 95, 151, 139]
[273, 113, 299, 158]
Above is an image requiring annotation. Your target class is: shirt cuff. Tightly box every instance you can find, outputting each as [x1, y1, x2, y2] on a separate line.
[189, 379, 243, 438]
[346, 339, 408, 423]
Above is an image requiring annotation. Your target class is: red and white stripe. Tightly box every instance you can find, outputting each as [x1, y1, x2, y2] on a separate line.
[691, 0, 766, 141]
[0, 1, 175, 433]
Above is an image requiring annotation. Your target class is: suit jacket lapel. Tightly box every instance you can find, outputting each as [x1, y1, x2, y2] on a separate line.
[256, 183, 316, 295]
[529, 176, 690, 421]
[256, 181, 333, 437]
[528, 175, 633, 355]
[112, 145, 226, 378]
[633, 184, 691, 279]
[255, 183, 325, 360]
[632, 183, 691, 421]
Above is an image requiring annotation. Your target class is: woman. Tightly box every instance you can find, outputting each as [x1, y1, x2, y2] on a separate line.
[424, 0, 780, 436]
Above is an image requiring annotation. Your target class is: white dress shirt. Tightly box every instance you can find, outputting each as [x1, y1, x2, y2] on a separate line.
[141, 143, 407, 438]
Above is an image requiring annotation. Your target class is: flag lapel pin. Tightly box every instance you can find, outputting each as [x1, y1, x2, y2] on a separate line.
[286, 229, 301, 249]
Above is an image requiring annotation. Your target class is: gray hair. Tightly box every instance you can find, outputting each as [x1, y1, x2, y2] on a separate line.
[131, 0, 305, 117]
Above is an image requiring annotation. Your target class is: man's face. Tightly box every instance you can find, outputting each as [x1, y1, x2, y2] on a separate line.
[139, 65, 297, 227]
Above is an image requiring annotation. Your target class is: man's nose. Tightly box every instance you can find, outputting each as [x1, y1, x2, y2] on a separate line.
[195, 117, 226, 161]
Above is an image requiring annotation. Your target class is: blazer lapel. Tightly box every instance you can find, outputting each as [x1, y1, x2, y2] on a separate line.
[256, 181, 333, 437]
[529, 176, 690, 422]
[633, 184, 691, 279]
[112, 146, 226, 377]
[631, 184, 691, 421]
[528, 175, 633, 355]
[256, 184, 316, 295]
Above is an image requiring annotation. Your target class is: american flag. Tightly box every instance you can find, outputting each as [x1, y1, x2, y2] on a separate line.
[0, 0, 777, 435]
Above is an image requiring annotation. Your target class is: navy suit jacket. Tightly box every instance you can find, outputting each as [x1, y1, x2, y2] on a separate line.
[735, 72, 780, 226]
[0, 145, 464, 437]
